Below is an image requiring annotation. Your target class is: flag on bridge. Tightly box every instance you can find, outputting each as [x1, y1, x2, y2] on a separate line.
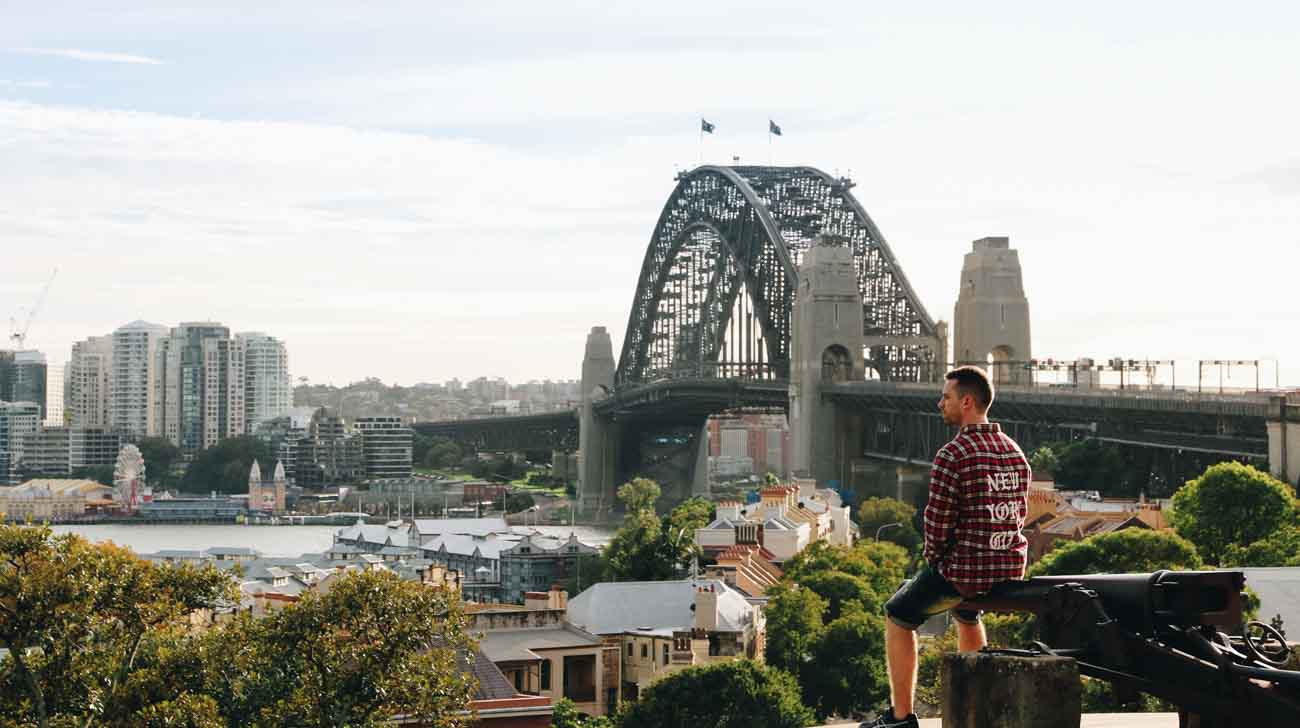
[769, 119, 783, 136]
[701, 118, 716, 134]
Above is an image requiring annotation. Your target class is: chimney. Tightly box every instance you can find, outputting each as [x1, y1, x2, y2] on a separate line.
[694, 584, 719, 632]
[549, 584, 568, 610]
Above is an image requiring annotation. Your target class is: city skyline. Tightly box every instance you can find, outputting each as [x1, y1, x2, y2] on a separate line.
[3, 3, 1300, 387]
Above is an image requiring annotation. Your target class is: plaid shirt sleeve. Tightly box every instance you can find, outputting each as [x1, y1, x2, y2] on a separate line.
[922, 445, 961, 565]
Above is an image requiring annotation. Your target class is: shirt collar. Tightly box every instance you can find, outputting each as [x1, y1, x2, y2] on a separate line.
[961, 423, 1002, 434]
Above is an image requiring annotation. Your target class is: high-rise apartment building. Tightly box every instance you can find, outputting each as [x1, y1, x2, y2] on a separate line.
[66, 336, 114, 428]
[13, 426, 121, 477]
[44, 363, 64, 427]
[0, 350, 49, 420]
[355, 416, 413, 480]
[156, 322, 245, 453]
[111, 321, 168, 439]
[0, 401, 41, 485]
[237, 332, 292, 431]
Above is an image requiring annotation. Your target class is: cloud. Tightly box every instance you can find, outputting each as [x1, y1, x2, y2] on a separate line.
[7, 47, 162, 65]
[0, 79, 52, 88]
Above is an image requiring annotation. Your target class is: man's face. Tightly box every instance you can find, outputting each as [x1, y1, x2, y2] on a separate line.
[939, 379, 965, 425]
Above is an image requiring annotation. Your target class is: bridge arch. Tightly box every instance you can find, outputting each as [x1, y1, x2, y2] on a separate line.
[616, 165, 940, 385]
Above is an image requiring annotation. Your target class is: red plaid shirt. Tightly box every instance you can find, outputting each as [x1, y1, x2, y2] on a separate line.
[922, 422, 1031, 596]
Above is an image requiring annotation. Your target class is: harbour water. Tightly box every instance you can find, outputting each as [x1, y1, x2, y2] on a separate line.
[50, 523, 618, 558]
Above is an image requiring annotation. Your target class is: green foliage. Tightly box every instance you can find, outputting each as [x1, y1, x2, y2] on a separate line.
[182, 436, 274, 495]
[764, 539, 904, 719]
[71, 464, 115, 486]
[1029, 528, 1203, 577]
[856, 497, 922, 554]
[617, 660, 813, 728]
[1222, 524, 1300, 567]
[0, 525, 477, 728]
[805, 611, 889, 717]
[551, 697, 615, 727]
[232, 570, 475, 728]
[1170, 462, 1298, 564]
[505, 492, 536, 514]
[414, 433, 464, 469]
[1028, 446, 1058, 477]
[138, 437, 182, 488]
[618, 477, 661, 514]
[763, 472, 781, 486]
[0, 524, 236, 728]
[600, 484, 713, 582]
[1051, 439, 1130, 495]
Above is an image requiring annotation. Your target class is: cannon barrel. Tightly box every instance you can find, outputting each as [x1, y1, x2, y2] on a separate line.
[958, 570, 1245, 636]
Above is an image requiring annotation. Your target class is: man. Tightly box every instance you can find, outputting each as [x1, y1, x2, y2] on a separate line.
[864, 366, 1032, 728]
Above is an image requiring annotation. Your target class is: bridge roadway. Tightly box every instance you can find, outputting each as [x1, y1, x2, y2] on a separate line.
[414, 379, 1273, 467]
[827, 380, 1272, 467]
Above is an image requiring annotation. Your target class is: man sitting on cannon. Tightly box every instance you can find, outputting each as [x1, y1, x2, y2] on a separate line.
[864, 365, 1032, 728]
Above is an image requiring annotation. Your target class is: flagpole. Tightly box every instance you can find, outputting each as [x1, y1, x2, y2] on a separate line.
[768, 128, 773, 165]
[699, 123, 704, 166]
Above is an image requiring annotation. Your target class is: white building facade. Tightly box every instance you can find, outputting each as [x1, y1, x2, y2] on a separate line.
[237, 332, 292, 432]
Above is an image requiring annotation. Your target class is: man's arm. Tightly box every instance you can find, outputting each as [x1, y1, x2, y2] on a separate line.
[922, 447, 961, 565]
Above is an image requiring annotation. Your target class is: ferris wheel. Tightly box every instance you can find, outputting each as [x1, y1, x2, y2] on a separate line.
[113, 445, 147, 513]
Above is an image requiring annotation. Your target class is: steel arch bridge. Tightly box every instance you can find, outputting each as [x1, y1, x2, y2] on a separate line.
[617, 165, 941, 386]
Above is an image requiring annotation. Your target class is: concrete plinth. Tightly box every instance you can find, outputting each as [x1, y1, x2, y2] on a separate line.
[941, 652, 1079, 728]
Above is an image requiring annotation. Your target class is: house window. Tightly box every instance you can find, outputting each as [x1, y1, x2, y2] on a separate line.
[627, 643, 633, 657]
[540, 659, 552, 691]
[641, 644, 648, 659]
[513, 671, 523, 691]
[662, 643, 669, 664]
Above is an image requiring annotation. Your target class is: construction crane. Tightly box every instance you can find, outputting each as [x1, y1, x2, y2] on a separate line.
[9, 268, 58, 350]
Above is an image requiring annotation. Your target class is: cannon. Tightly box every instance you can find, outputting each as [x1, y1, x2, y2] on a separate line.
[958, 570, 1298, 727]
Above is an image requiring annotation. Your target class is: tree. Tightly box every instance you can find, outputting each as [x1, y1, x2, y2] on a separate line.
[805, 610, 889, 718]
[71, 464, 115, 486]
[202, 570, 476, 728]
[1222, 525, 1300, 567]
[763, 584, 826, 677]
[551, 697, 614, 728]
[0, 524, 235, 728]
[763, 539, 906, 720]
[600, 482, 713, 582]
[1028, 446, 1058, 478]
[182, 436, 274, 495]
[618, 477, 661, 514]
[1170, 462, 1298, 564]
[856, 497, 922, 554]
[1051, 439, 1131, 495]
[137, 437, 181, 488]
[618, 660, 813, 728]
[505, 492, 536, 514]
[1029, 528, 1203, 577]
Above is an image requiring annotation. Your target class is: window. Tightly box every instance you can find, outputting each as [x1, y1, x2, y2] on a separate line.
[662, 643, 669, 664]
[540, 659, 552, 691]
[641, 644, 648, 659]
[627, 643, 633, 657]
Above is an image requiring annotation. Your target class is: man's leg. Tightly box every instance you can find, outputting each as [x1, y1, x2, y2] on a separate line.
[956, 620, 986, 652]
[885, 618, 919, 717]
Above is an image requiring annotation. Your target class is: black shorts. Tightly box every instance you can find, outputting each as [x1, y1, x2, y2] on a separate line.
[883, 564, 982, 631]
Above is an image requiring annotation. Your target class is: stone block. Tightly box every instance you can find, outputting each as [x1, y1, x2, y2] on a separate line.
[941, 652, 1079, 728]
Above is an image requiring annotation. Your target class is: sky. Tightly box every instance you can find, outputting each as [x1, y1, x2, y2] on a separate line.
[2, 2, 1298, 388]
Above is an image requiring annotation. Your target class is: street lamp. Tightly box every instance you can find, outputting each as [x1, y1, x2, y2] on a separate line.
[875, 522, 904, 541]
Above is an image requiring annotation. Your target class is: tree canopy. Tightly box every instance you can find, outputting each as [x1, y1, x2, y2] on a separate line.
[593, 480, 715, 583]
[0, 524, 477, 728]
[1170, 462, 1297, 564]
[855, 497, 922, 554]
[182, 436, 274, 495]
[1050, 439, 1131, 495]
[617, 660, 813, 728]
[0, 524, 235, 727]
[137, 437, 182, 488]
[764, 539, 906, 719]
[1029, 528, 1204, 577]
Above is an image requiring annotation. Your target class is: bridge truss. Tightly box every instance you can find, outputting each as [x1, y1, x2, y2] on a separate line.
[617, 165, 940, 386]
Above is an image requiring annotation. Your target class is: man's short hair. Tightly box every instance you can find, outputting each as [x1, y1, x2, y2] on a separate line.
[946, 366, 994, 411]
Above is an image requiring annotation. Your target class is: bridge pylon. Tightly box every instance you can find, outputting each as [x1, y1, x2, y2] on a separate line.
[578, 326, 618, 515]
[790, 243, 866, 485]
